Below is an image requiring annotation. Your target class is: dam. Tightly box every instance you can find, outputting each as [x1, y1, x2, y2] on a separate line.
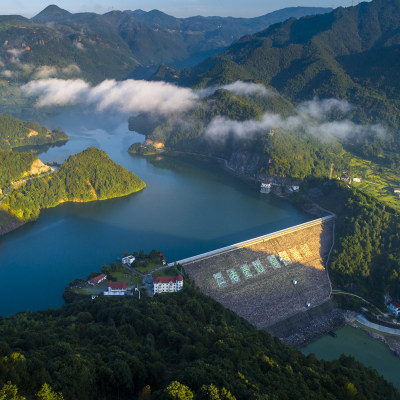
[180, 216, 336, 336]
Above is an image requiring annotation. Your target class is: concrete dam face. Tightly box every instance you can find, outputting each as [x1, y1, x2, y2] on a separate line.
[183, 217, 334, 330]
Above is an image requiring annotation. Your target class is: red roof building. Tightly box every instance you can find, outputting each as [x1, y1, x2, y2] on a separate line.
[108, 281, 127, 290]
[153, 275, 183, 294]
[88, 273, 107, 286]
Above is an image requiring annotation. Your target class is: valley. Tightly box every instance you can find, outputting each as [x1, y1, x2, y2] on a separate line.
[1, 0, 400, 398]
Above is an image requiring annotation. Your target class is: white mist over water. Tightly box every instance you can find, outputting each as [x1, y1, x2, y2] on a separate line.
[22, 78, 387, 144]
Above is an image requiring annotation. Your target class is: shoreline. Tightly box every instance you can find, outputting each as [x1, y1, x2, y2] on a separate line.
[0, 186, 145, 237]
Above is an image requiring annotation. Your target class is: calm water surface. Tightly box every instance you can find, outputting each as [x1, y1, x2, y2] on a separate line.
[301, 325, 400, 389]
[0, 110, 311, 316]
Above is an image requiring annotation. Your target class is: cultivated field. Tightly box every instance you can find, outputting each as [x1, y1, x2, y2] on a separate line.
[184, 218, 334, 328]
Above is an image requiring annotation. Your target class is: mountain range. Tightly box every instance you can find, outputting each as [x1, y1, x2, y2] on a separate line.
[0, 5, 331, 82]
[158, 0, 400, 140]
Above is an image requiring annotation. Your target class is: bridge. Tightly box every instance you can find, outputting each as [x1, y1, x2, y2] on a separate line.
[180, 215, 336, 331]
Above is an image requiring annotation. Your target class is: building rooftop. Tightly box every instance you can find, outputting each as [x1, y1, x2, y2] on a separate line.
[153, 275, 183, 284]
[390, 301, 400, 309]
[89, 273, 107, 285]
[108, 281, 127, 290]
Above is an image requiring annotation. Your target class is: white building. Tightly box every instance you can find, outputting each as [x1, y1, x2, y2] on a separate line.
[260, 180, 272, 194]
[104, 281, 128, 296]
[387, 301, 400, 317]
[291, 183, 300, 192]
[122, 255, 135, 266]
[153, 275, 183, 294]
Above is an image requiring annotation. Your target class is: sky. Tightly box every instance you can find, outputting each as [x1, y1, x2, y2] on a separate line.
[0, 0, 366, 19]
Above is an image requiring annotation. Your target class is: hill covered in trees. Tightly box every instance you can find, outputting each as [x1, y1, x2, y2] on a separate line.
[0, 284, 398, 400]
[132, 88, 346, 179]
[0, 114, 68, 151]
[0, 5, 331, 85]
[0, 147, 145, 222]
[0, 151, 37, 188]
[158, 0, 400, 156]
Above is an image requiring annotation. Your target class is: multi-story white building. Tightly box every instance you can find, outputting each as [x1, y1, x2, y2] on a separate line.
[153, 275, 183, 294]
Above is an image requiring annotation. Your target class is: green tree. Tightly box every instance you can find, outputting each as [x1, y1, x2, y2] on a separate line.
[36, 383, 63, 400]
[164, 381, 194, 400]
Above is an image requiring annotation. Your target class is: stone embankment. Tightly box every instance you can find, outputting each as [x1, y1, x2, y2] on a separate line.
[283, 308, 347, 347]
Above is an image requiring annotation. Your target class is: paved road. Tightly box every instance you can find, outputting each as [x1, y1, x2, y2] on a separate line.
[356, 314, 400, 336]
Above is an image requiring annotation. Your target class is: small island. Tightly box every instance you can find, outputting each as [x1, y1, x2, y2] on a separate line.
[0, 147, 146, 234]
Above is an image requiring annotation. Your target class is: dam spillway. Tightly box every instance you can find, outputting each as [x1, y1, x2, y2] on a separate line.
[181, 216, 335, 330]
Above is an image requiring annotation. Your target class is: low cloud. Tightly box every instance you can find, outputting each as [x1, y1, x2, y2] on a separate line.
[221, 81, 273, 97]
[205, 98, 385, 142]
[34, 64, 81, 79]
[62, 64, 81, 75]
[73, 42, 85, 50]
[21, 78, 385, 143]
[34, 66, 58, 79]
[297, 98, 353, 120]
[22, 78, 199, 115]
[7, 49, 24, 63]
[197, 80, 273, 98]
[1, 70, 15, 78]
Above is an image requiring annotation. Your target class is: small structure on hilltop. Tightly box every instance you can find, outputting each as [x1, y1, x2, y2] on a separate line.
[260, 180, 272, 194]
[153, 275, 183, 294]
[393, 188, 400, 197]
[88, 273, 107, 286]
[387, 301, 400, 317]
[122, 255, 135, 266]
[104, 281, 127, 296]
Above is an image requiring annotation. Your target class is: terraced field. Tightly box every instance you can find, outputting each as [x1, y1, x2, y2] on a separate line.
[184, 218, 334, 329]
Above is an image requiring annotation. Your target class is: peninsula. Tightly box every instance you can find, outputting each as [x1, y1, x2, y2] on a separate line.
[0, 113, 68, 151]
[0, 147, 146, 234]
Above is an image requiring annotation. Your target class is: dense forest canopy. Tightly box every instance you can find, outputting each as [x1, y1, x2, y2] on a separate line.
[0, 114, 68, 151]
[323, 182, 400, 304]
[0, 283, 398, 400]
[152, 0, 400, 159]
[0, 147, 146, 221]
[0, 6, 332, 84]
[0, 150, 37, 188]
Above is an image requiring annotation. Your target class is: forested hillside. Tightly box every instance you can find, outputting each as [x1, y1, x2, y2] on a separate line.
[167, 0, 400, 154]
[135, 88, 345, 179]
[0, 284, 398, 400]
[0, 114, 68, 150]
[0, 147, 146, 221]
[322, 182, 400, 305]
[0, 151, 36, 188]
[0, 6, 331, 84]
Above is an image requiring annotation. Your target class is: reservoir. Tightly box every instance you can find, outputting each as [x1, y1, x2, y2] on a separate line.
[0, 109, 311, 316]
[301, 325, 400, 390]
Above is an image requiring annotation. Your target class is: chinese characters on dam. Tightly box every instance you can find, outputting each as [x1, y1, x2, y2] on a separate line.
[213, 244, 313, 289]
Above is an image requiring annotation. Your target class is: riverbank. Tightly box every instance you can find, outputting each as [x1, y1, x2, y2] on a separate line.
[348, 315, 400, 358]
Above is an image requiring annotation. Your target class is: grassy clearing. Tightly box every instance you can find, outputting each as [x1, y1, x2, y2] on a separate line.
[342, 152, 400, 211]
[75, 281, 107, 295]
[111, 271, 143, 286]
[133, 260, 162, 274]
